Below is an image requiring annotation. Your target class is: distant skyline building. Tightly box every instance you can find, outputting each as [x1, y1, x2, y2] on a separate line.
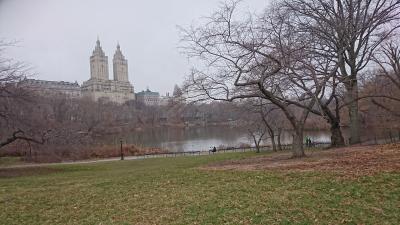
[136, 88, 171, 106]
[22, 79, 81, 98]
[81, 39, 135, 104]
[113, 43, 129, 82]
[136, 88, 161, 106]
[21, 39, 175, 105]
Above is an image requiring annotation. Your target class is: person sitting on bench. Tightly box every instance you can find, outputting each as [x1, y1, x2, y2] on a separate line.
[209, 146, 217, 154]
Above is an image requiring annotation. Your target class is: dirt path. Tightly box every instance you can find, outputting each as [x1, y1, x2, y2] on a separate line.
[203, 144, 400, 178]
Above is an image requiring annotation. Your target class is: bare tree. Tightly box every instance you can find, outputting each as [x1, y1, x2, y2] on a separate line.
[283, 0, 400, 144]
[0, 40, 51, 150]
[173, 84, 184, 99]
[247, 119, 267, 153]
[242, 99, 286, 151]
[373, 40, 400, 91]
[371, 40, 400, 116]
[265, 4, 347, 147]
[180, 1, 332, 157]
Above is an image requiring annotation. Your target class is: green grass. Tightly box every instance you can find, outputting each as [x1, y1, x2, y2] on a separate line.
[0, 152, 399, 225]
[0, 157, 27, 167]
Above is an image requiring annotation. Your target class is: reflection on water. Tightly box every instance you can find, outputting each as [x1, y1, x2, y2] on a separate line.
[99, 126, 330, 152]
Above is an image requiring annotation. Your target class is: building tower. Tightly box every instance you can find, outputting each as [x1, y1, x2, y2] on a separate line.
[113, 43, 129, 82]
[82, 39, 135, 104]
[90, 38, 109, 80]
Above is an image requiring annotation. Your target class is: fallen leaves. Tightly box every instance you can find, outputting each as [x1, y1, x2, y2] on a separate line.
[204, 144, 400, 178]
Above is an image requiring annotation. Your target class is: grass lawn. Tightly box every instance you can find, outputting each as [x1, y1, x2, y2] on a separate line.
[0, 157, 28, 167]
[0, 150, 399, 225]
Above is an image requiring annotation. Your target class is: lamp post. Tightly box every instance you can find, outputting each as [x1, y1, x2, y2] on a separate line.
[120, 139, 124, 160]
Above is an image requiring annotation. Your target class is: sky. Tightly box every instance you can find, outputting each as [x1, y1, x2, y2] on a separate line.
[0, 0, 268, 94]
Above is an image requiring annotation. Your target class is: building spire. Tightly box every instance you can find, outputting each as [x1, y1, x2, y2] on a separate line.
[113, 41, 128, 82]
[90, 37, 109, 80]
[114, 42, 124, 60]
[93, 37, 105, 57]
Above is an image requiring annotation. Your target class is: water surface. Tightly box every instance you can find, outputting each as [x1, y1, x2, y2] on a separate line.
[99, 126, 331, 152]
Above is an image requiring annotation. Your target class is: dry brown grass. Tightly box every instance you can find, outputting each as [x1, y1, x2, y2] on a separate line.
[84, 144, 168, 159]
[204, 144, 400, 178]
[1, 144, 169, 163]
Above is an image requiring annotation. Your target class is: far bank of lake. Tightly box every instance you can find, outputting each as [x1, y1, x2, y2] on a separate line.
[97, 126, 331, 152]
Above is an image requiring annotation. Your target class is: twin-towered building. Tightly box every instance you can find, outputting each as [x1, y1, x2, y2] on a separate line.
[23, 39, 171, 105]
[81, 39, 135, 104]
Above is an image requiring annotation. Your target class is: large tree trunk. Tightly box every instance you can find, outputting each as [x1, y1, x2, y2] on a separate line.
[255, 143, 261, 153]
[346, 79, 361, 144]
[292, 129, 305, 158]
[320, 99, 345, 148]
[277, 129, 282, 151]
[271, 135, 277, 152]
[252, 136, 261, 153]
[266, 125, 277, 152]
[330, 121, 345, 147]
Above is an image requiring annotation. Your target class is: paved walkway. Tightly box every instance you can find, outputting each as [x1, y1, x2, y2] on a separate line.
[0, 150, 227, 169]
[1, 142, 336, 169]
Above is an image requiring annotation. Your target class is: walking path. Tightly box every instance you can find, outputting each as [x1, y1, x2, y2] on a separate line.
[1, 142, 333, 169]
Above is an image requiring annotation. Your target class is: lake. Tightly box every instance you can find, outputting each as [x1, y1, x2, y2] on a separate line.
[99, 126, 331, 152]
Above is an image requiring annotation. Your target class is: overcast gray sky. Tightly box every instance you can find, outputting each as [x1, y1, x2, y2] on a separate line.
[0, 0, 268, 94]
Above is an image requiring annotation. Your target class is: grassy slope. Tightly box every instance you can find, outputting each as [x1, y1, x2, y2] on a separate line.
[0, 157, 27, 167]
[0, 152, 399, 225]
